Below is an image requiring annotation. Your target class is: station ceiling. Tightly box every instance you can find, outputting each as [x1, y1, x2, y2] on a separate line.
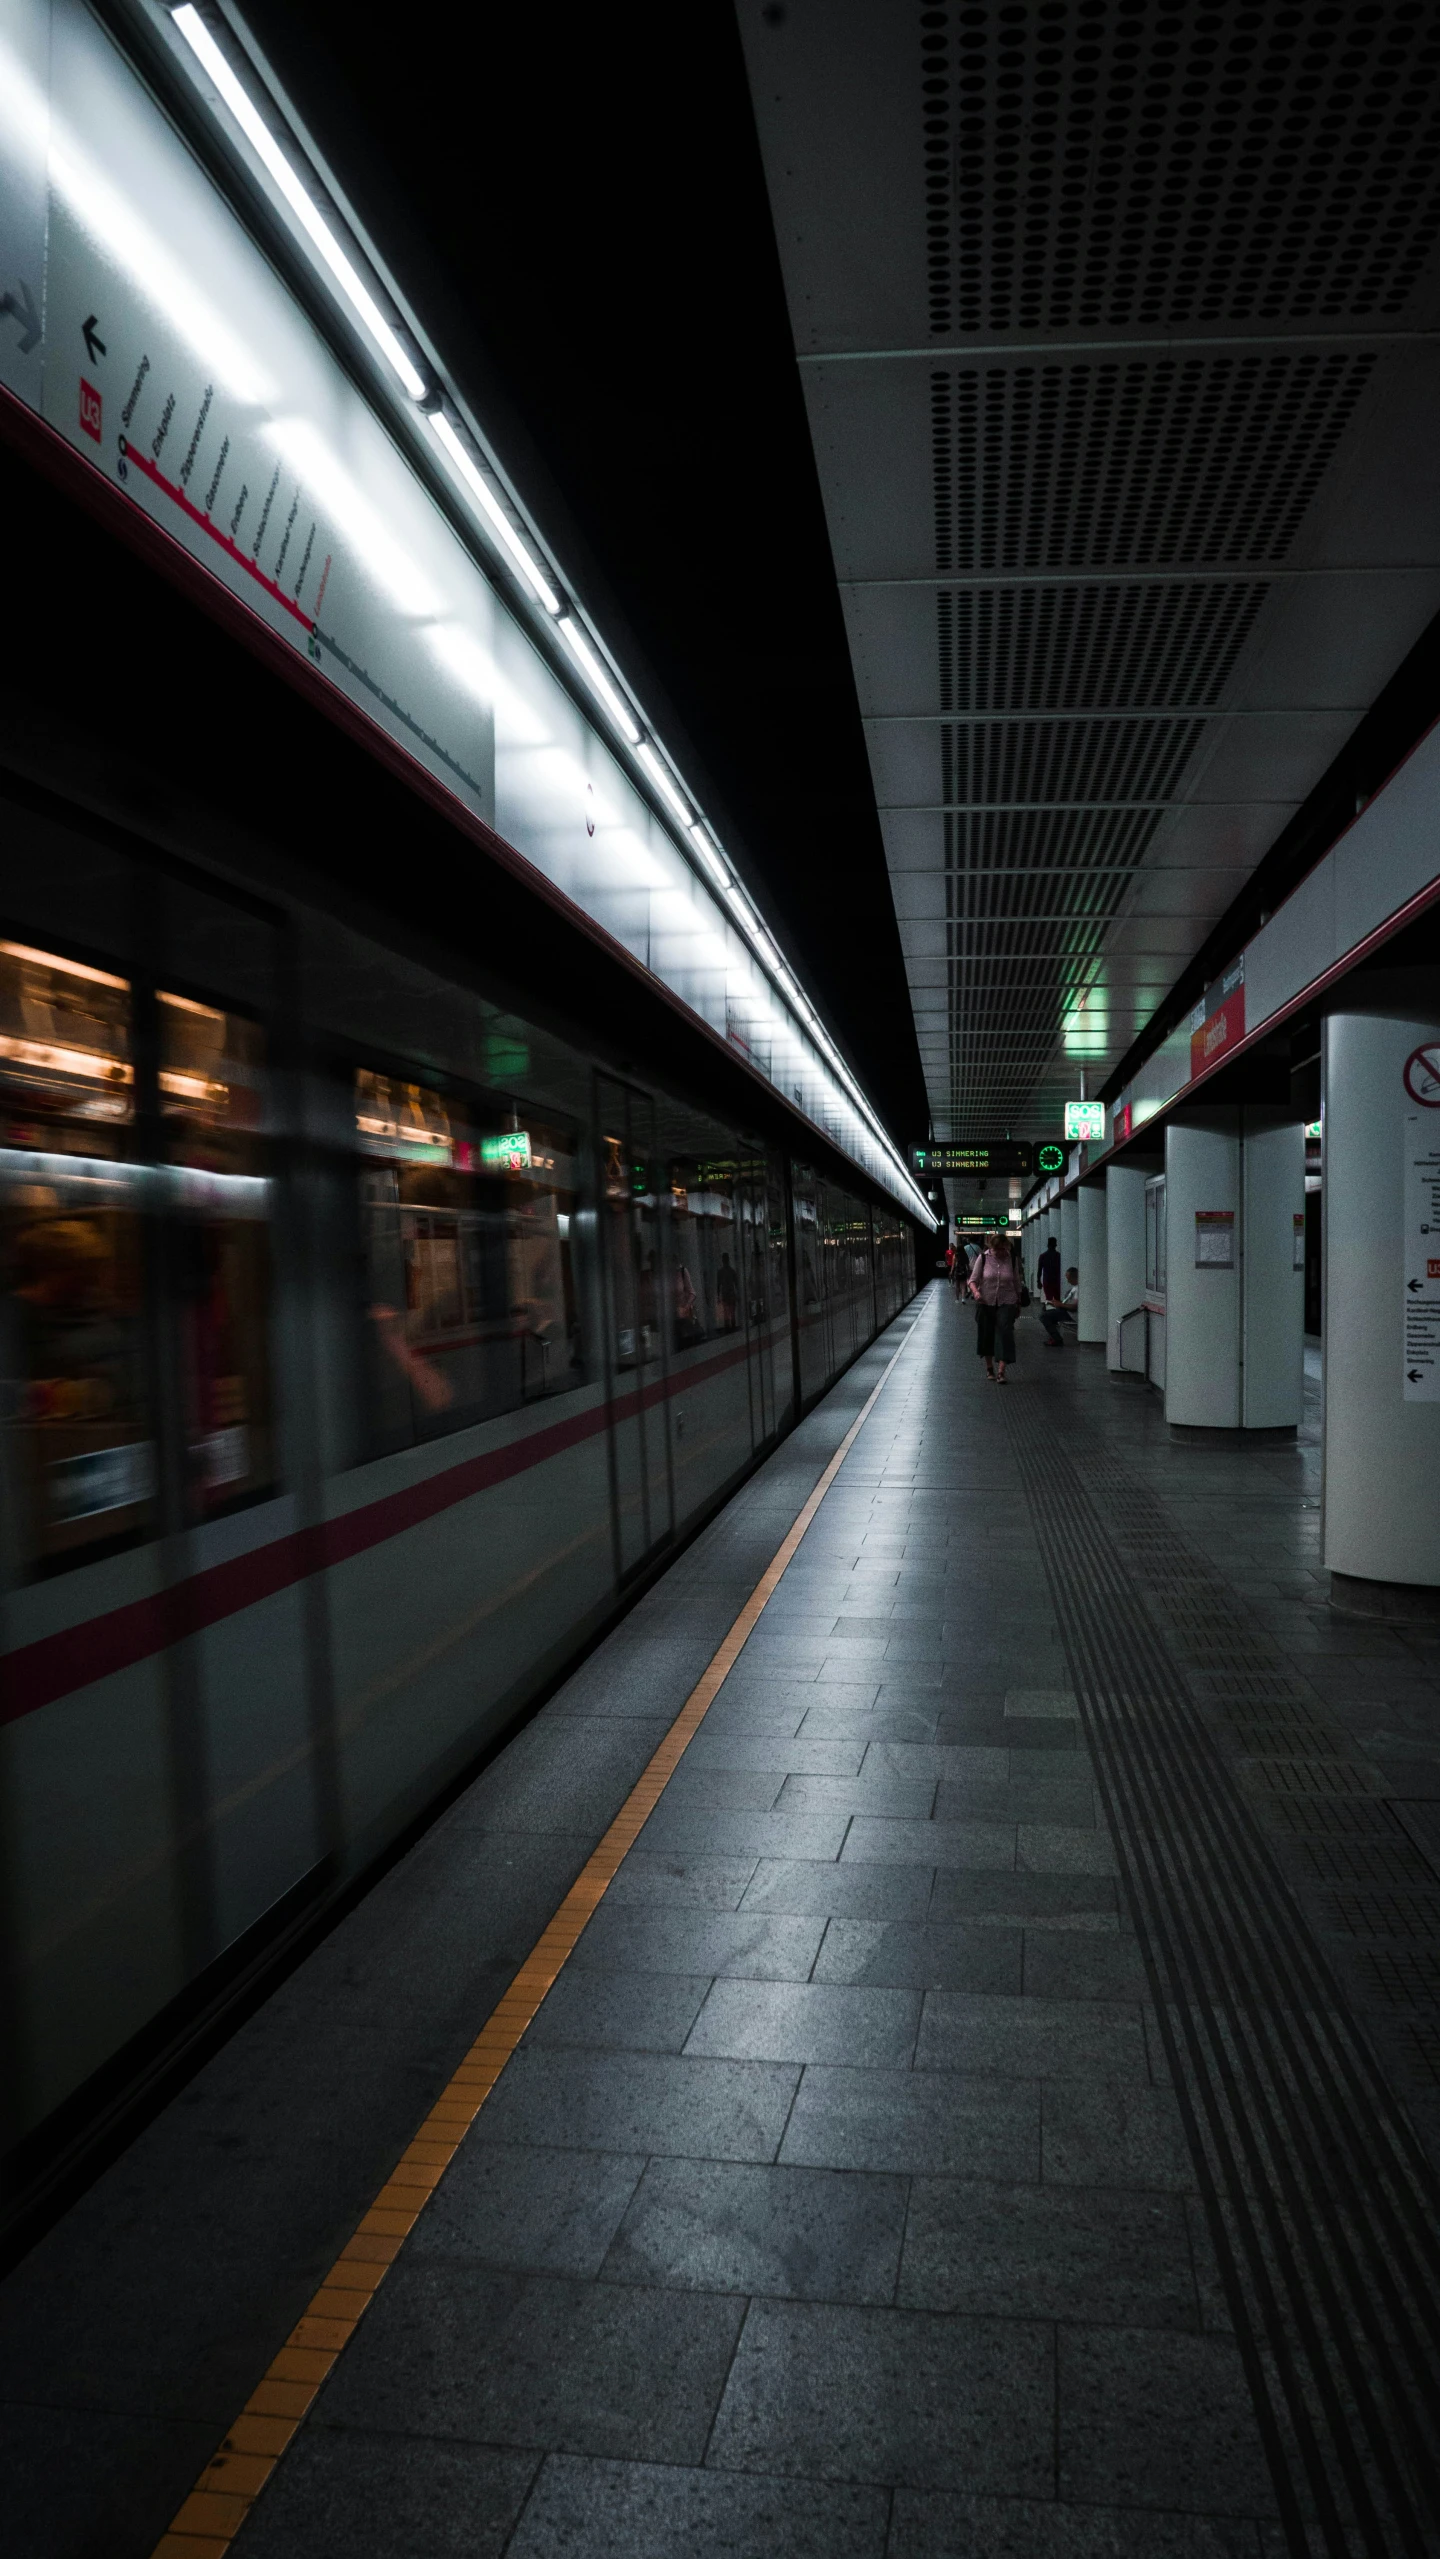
[737, 0, 1440, 1146]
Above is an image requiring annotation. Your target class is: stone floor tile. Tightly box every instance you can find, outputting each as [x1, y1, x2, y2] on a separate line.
[568, 1905, 826, 1983]
[605, 1853, 757, 1910]
[1057, 2325, 1276, 2518]
[684, 1977, 922, 2068]
[1006, 1689, 1081, 1719]
[506, 2454, 890, 2559]
[522, 1968, 711, 2054]
[317, 2264, 745, 2465]
[928, 1870, 1121, 1927]
[776, 1773, 940, 1820]
[898, 2177, 1198, 2326]
[934, 1781, 1097, 1829]
[410, 2141, 644, 2276]
[842, 1816, 1016, 1870]
[1017, 1825, 1121, 1877]
[779, 2065, 1040, 2178]
[662, 1767, 788, 1811]
[1023, 1932, 1151, 2002]
[862, 1741, 1011, 1784]
[1041, 2082, 1198, 2192]
[639, 1806, 851, 1862]
[234, 2431, 539, 2559]
[474, 2048, 799, 2162]
[683, 1732, 867, 1777]
[601, 2156, 907, 2304]
[705, 2297, 1054, 2493]
[740, 1858, 935, 1921]
[917, 1990, 1150, 2083]
[813, 1919, 1023, 1993]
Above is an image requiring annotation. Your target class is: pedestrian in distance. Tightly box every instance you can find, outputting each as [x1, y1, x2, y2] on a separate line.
[951, 1237, 971, 1297]
[967, 1227, 1021, 1382]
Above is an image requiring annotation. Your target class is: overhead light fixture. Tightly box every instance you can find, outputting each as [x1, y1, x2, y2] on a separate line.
[635, 742, 691, 831]
[557, 618, 640, 744]
[688, 826, 730, 890]
[171, 5, 428, 402]
[427, 413, 561, 616]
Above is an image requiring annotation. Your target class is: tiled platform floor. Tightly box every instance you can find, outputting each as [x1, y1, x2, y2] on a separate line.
[7, 1284, 1440, 2555]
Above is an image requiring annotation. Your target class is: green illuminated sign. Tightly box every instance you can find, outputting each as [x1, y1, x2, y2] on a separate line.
[1064, 1100, 1106, 1143]
[481, 1130, 532, 1170]
[1036, 1143, 1065, 1174]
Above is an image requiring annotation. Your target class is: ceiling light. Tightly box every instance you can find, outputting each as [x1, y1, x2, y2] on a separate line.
[427, 414, 561, 615]
[172, 6, 428, 402]
[557, 618, 640, 744]
[688, 827, 730, 889]
[635, 743, 691, 831]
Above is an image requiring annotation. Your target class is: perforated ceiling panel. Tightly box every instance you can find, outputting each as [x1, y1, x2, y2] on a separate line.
[739, 0, 1440, 1146]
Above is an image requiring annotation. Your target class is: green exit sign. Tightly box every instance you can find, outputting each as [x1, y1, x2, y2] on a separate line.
[481, 1130, 532, 1170]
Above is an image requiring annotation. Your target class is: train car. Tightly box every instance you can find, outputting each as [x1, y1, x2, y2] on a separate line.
[0, 0, 930, 2242]
[0, 740, 923, 2239]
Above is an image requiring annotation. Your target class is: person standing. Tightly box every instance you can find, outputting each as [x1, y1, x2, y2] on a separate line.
[967, 1228, 1021, 1382]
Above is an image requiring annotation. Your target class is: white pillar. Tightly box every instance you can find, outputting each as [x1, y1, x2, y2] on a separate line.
[1322, 1009, 1440, 1611]
[1078, 1185, 1107, 1344]
[1106, 1165, 1146, 1372]
[1164, 1111, 1304, 1439]
[1242, 1116, 1306, 1429]
[1059, 1194, 1080, 1298]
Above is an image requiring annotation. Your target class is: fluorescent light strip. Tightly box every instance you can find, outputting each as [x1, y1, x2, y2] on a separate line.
[172, 6, 427, 402]
[427, 413, 561, 615]
[557, 618, 641, 745]
[169, 11, 922, 1212]
[634, 742, 691, 831]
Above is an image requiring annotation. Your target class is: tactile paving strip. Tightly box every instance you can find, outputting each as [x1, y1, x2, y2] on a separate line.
[1005, 1396, 1440, 2559]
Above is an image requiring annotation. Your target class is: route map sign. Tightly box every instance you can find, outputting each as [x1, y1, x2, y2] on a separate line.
[912, 1143, 1033, 1177]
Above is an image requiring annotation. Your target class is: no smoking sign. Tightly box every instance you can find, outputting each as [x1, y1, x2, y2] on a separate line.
[1403, 1043, 1440, 1106]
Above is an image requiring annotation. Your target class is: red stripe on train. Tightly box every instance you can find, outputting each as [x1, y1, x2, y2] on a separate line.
[0, 1335, 763, 1725]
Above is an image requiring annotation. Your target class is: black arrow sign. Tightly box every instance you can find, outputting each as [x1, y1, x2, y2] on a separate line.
[1408, 1278, 1424, 1294]
[81, 314, 106, 364]
[0, 278, 40, 354]
[1409, 1369, 1425, 1383]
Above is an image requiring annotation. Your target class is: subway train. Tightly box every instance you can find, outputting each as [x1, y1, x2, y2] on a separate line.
[0, 746, 921, 2238]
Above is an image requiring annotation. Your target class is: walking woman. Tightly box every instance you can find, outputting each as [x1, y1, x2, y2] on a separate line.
[967, 1226, 1020, 1382]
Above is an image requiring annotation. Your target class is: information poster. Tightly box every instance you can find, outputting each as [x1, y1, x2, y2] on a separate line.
[1195, 1209, 1235, 1269]
[1403, 1112, 1440, 1402]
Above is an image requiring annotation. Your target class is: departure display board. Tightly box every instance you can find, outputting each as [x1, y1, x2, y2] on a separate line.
[911, 1143, 1033, 1177]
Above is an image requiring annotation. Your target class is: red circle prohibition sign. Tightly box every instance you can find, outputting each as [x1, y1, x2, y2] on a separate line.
[1403, 1043, 1440, 1107]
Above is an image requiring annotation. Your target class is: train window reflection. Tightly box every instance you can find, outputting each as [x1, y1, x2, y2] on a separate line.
[668, 1158, 742, 1350]
[357, 1069, 581, 1449]
[0, 941, 151, 1572]
[158, 994, 276, 1517]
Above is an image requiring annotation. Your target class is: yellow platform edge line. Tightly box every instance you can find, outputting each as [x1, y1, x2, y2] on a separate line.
[149, 1316, 916, 2553]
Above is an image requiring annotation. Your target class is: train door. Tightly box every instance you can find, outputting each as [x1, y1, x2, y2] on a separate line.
[596, 1077, 673, 1579]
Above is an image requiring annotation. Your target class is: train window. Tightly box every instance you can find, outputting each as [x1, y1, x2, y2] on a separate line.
[668, 1158, 742, 1349]
[159, 994, 277, 1517]
[356, 1068, 580, 1450]
[0, 940, 153, 1572]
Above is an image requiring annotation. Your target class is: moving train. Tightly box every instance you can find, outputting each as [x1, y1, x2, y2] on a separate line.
[0, 743, 921, 2237]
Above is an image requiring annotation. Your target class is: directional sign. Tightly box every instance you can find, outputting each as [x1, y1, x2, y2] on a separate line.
[912, 1142, 1032, 1177]
[1403, 1111, 1440, 1402]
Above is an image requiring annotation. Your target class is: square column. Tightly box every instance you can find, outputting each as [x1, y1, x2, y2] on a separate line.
[1078, 1185, 1107, 1344]
[1322, 1010, 1440, 1612]
[1162, 1111, 1304, 1441]
[1106, 1165, 1147, 1373]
